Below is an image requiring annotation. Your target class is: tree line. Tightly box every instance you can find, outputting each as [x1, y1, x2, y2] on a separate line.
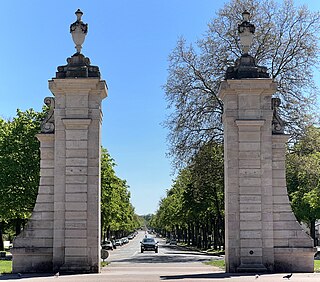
[150, 142, 224, 250]
[0, 108, 141, 251]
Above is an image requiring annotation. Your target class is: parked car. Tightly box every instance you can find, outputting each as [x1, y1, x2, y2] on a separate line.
[115, 239, 122, 246]
[140, 237, 158, 253]
[101, 240, 113, 250]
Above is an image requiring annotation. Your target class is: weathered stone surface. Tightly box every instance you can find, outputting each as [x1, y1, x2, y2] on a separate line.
[220, 78, 315, 273]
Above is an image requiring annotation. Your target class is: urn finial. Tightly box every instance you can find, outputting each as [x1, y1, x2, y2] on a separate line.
[70, 9, 88, 54]
[238, 10, 255, 55]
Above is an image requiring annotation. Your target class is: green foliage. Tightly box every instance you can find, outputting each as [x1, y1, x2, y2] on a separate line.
[286, 126, 320, 243]
[151, 142, 224, 249]
[0, 260, 12, 274]
[0, 109, 44, 221]
[204, 259, 225, 269]
[315, 260, 320, 272]
[101, 148, 141, 238]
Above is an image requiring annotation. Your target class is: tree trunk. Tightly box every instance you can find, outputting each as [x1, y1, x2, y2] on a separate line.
[0, 221, 4, 251]
[310, 218, 316, 247]
[15, 218, 22, 236]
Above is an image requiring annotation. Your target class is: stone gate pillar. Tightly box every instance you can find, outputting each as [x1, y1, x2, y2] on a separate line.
[12, 10, 107, 273]
[219, 11, 315, 273]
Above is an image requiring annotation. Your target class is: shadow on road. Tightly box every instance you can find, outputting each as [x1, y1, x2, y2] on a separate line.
[160, 272, 256, 280]
[110, 254, 210, 264]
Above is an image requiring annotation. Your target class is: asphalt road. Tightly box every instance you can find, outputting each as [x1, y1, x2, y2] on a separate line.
[106, 231, 219, 264]
[1, 231, 320, 281]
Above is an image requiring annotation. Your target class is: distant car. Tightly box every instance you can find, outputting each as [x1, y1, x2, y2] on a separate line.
[115, 239, 122, 246]
[102, 240, 113, 250]
[140, 237, 158, 253]
[169, 239, 177, 245]
[128, 234, 134, 240]
[122, 237, 129, 244]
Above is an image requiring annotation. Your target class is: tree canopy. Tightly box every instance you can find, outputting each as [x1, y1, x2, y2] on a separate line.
[151, 142, 224, 249]
[0, 109, 44, 222]
[165, 0, 320, 167]
[101, 148, 142, 240]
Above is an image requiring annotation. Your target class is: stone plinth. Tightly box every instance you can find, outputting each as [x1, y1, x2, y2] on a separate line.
[219, 79, 315, 273]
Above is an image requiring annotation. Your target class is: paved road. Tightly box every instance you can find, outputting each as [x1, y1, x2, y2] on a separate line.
[106, 231, 218, 264]
[1, 232, 320, 281]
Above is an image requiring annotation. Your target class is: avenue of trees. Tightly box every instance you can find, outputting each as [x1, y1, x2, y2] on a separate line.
[151, 142, 224, 250]
[151, 0, 320, 249]
[0, 108, 140, 251]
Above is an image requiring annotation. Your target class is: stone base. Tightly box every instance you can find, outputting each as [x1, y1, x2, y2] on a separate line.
[237, 263, 267, 273]
[59, 262, 98, 274]
[11, 247, 53, 273]
[274, 247, 316, 272]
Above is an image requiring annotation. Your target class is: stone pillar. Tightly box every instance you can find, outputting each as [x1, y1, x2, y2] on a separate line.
[220, 79, 276, 272]
[49, 79, 107, 273]
[219, 10, 315, 273]
[12, 10, 108, 274]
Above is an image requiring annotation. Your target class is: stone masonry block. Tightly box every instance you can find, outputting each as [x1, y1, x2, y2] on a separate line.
[240, 221, 262, 230]
[272, 178, 286, 187]
[240, 230, 262, 239]
[36, 194, 54, 203]
[241, 248, 262, 257]
[66, 130, 88, 141]
[239, 186, 261, 195]
[240, 203, 261, 213]
[240, 213, 261, 221]
[66, 158, 88, 166]
[65, 175, 88, 184]
[66, 149, 88, 158]
[66, 193, 87, 202]
[239, 131, 261, 142]
[65, 247, 87, 257]
[239, 168, 260, 178]
[239, 178, 261, 186]
[65, 202, 87, 211]
[65, 229, 87, 238]
[65, 220, 87, 229]
[66, 141, 88, 150]
[66, 184, 87, 193]
[241, 239, 262, 248]
[66, 167, 88, 175]
[239, 151, 261, 159]
[40, 168, 54, 177]
[239, 142, 261, 151]
[273, 212, 297, 221]
[240, 195, 261, 204]
[66, 211, 87, 220]
[239, 159, 261, 168]
[65, 239, 87, 247]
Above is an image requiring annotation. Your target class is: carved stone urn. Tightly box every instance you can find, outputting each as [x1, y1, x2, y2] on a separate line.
[70, 9, 88, 54]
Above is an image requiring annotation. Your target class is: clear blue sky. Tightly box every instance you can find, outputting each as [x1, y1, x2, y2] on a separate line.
[0, 0, 318, 215]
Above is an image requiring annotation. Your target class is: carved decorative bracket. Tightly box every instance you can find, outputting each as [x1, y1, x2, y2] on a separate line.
[40, 97, 55, 133]
[272, 97, 285, 134]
